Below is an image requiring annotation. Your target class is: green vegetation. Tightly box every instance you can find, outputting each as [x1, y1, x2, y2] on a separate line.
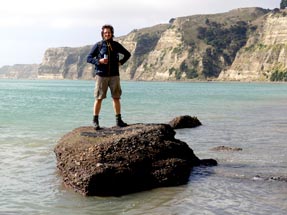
[244, 43, 268, 52]
[280, 0, 287, 9]
[134, 33, 159, 56]
[181, 8, 267, 47]
[169, 67, 176, 75]
[125, 8, 270, 81]
[270, 70, 287, 81]
[172, 46, 183, 55]
[169, 18, 176, 24]
[168, 67, 181, 80]
[197, 20, 250, 78]
[180, 61, 198, 79]
[130, 31, 164, 78]
[126, 24, 169, 78]
[174, 8, 270, 80]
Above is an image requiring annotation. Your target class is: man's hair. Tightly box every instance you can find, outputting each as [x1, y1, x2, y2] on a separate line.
[101, 24, 114, 39]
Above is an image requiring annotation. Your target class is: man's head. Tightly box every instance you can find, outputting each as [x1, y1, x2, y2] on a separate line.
[101, 24, 114, 40]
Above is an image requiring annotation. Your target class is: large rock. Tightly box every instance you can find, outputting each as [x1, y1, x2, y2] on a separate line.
[54, 123, 217, 196]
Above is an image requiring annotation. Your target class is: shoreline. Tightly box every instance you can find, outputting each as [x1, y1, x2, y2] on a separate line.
[1, 77, 287, 84]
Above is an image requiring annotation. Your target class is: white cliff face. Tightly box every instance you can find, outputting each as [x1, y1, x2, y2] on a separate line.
[39, 26, 188, 81]
[0, 64, 38, 79]
[219, 11, 287, 81]
[4, 7, 285, 82]
[133, 27, 188, 80]
[117, 32, 138, 80]
[261, 15, 287, 45]
[38, 48, 66, 79]
[38, 46, 93, 80]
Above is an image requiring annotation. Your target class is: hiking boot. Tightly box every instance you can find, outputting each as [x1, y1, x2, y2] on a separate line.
[93, 115, 101, 130]
[116, 114, 128, 127]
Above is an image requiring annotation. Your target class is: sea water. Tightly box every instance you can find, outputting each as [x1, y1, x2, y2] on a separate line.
[0, 80, 286, 215]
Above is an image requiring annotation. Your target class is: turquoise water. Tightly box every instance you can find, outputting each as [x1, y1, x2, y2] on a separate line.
[0, 80, 287, 215]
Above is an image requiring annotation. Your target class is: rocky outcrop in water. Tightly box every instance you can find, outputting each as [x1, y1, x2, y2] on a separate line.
[54, 123, 217, 196]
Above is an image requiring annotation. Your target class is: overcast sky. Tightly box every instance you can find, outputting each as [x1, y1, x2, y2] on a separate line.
[0, 0, 281, 67]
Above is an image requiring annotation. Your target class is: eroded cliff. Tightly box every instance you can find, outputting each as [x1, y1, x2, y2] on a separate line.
[38, 46, 93, 80]
[38, 7, 270, 81]
[219, 9, 287, 81]
[0, 64, 38, 79]
[1, 7, 286, 82]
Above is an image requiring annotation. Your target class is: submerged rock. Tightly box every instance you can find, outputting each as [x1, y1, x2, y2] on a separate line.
[211, 145, 243, 152]
[54, 123, 217, 196]
[253, 175, 287, 182]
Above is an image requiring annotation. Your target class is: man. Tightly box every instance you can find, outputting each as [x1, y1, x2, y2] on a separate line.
[87, 24, 131, 130]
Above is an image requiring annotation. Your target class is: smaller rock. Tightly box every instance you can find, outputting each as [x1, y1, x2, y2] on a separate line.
[169, 115, 202, 129]
[268, 176, 287, 182]
[200, 159, 218, 166]
[252, 175, 287, 182]
[211, 146, 243, 152]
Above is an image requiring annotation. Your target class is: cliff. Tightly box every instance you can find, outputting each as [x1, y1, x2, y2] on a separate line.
[0, 64, 38, 79]
[119, 7, 270, 81]
[219, 9, 287, 81]
[1, 7, 287, 81]
[38, 46, 93, 80]
[37, 7, 271, 81]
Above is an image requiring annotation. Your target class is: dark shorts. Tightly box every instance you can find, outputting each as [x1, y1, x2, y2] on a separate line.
[94, 76, 122, 99]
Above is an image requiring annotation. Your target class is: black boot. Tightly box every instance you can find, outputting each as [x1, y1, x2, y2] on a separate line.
[93, 115, 100, 130]
[116, 114, 128, 127]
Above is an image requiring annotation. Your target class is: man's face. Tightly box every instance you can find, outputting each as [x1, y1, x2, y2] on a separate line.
[103, 28, 112, 40]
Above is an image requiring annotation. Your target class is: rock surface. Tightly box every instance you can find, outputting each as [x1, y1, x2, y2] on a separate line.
[54, 123, 217, 196]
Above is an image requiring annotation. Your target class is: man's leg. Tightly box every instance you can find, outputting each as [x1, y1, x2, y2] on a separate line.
[93, 75, 108, 130]
[110, 76, 127, 127]
[94, 99, 102, 116]
[112, 98, 121, 115]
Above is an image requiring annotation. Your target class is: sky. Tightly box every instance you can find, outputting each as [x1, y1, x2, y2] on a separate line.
[0, 0, 281, 67]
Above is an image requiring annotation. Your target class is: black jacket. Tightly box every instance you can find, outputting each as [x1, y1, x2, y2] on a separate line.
[87, 40, 131, 77]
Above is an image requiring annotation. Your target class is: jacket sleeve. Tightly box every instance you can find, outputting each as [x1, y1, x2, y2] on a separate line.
[117, 43, 131, 65]
[87, 44, 100, 65]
